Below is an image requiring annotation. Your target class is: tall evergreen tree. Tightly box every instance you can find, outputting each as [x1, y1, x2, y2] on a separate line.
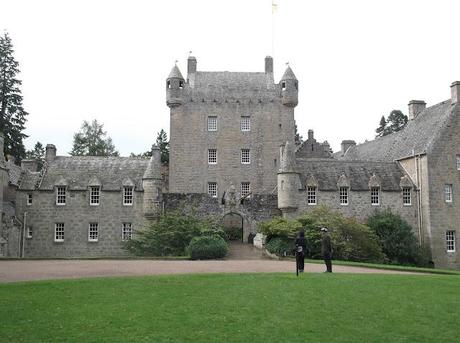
[0, 32, 28, 160]
[294, 121, 303, 146]
[155, 129, 169, 164]
[375, 116, 388, 138]
[375, 110, 408, 138]
[70, 119, 119, 156]
[25, 141, 45, 169]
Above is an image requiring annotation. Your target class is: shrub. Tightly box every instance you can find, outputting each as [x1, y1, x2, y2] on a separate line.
[265, 237, 294, 256]
[124, 212, 224, 256]
[257, 217, 303, 240]
[188, 235, 228, 260]
[367, 210, 423, 266]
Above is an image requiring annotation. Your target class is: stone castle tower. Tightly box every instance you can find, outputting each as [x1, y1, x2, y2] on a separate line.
[166, 56, 297, 198]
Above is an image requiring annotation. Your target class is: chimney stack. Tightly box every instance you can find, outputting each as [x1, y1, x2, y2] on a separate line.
[187, 56, 197, 75]
[21, 160, 38, 172]
[341, 140, 356, 155]
[408, 100, 426, 120]
[451, 81, 460, 104]
[265, 56, 273, 74]
[307, 129, 314, 141]
[45, 144, 56, 163]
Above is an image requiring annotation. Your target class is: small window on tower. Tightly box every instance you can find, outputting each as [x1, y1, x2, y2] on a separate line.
[281, 82, 286, 91]
[179, 81, 184, 89]
[167, 81, 171, 89]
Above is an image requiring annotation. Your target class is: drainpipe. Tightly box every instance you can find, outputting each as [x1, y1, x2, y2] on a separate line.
[414, 152, 422, 246]
[22, 212, 27, 258]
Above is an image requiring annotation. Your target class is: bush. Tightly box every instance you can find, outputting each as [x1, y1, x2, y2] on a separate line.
[257, 217, 303, 240]
[188, 235, 228, 260]
[124, 212, 224, 256]
[265, 237, 294, 256]
[367, 210, 424, 266]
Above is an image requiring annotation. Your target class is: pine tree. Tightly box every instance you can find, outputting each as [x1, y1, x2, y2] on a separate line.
[70, 119, 119, 156]
[387, 110, 408, 133]
[375, 116, 387, 138]
[25, 141, 45, 169]
[0, 32, 28, 160]
[294, 121, 303, 146]
[155, 129, 169, 164]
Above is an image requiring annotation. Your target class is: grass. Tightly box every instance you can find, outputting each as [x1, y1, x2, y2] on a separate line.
[1, 273, 459, 342]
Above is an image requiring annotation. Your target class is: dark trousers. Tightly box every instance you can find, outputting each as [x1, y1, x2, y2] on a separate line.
[324, 252, 332, 272]
[296, 252, 305, 271]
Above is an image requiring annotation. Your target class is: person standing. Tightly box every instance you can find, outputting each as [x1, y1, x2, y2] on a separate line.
[295, 230, 307, 273]
[320, 227, 332, 273]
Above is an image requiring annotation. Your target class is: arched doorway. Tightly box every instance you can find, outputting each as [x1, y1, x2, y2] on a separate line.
[222, 212, 243, 242]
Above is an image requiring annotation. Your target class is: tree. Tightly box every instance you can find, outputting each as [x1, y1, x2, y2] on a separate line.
[294, 121, 303, 146]
[0, 32, 28, 160]
[375, 110, 408, 138]
[130, 129, 169, 164]
[70, 119, 119, 156]
[25, 141, 45, 169]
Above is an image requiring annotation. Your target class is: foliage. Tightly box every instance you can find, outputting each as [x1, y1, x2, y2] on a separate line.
[130, 129, 169, 164]
[265, 237, 294, 256]
[367, 209, 425, 266]
[187, 235, 228, 260]
[294, 120, 303, 146]
[69, 119, 119, 156]
[124, 212, 224, 256]
[0, 32, 28, 160]
[257, 217, 302, 239]
[25, 141, 45, 169]
[375, 110, 408, 138]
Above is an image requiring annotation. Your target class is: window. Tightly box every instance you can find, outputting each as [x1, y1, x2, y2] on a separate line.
[55, 223, 64, 242]
[457, 155, 460, 171]
[88, 223, 99, 242]
[241, 149, 250, 164]
[208, 149, 217, 164]
[403, 187, 411, 205]
[241, 116, 251, 131]
[241, 182, 251, 198]
[371, 187, 380, 205]
[208, 182, 218, 198]
[339, 187, 348, 205]
[123, 186, 134, 205]
[26, 227, 32, 239]
[27, 194, 32, 206]
[122, 223, 132, 241]
[56, 186, 66, 205]
[281, 82, 286, 91]
[445, 184, 453, 203]
[179, 80, 184, 89]
[90, 186, 100, 206]
[307, 186, 317, 205]
[207, 116, 217, 131]
[446, 230, 456, 252]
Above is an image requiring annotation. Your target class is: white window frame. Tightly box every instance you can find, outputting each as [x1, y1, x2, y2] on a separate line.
[241, 149, 250, 164]
[122, 223, 132, 241]
[445, 184, 453, 203]
[446, 230, 456, 252]
[371, 187, 380, 206]
[55, 223, 64, 242]
[26, 226, 32, 239]
[402, 187, 411, 206]
[241, 182, 251, 198]
[88, 223, 99, 242]
[307, 186, 317, 205]
[241, 116, 251, 132]
[208, 182, 218, 198]
[27, 193, 33, 206]
[56, 186, 66, 206]
[456, 155, 460, 171]
[90, 186, 100, 206]
[339, 187, 348, 205]
[208, 149, 217, 165]
[207, 116, 217, 131]
[123, 186, 134, 206]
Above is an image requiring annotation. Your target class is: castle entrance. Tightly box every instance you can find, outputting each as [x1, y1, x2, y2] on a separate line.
[222, 212, 243, 242]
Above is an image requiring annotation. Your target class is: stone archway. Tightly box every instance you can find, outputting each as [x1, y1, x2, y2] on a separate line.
[222, 212, 244, 242]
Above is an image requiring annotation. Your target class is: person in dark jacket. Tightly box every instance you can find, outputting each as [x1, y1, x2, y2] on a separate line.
[320, 227, 333, 273]
[295, 230, 307, 272]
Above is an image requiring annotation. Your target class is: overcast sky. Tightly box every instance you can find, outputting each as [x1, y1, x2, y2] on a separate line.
[2, 0, 460, 156]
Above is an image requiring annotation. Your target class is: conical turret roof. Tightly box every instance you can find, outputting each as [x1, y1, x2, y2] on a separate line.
[143, 146, 162, 179]
[168, 65, 184, 79]
[281, 66, 297, 81]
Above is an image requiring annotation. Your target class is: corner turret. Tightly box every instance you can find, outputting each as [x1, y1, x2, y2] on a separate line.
[280, 66, 298, 107]
[277, 141, 300, 216]
[166, 64, 185, 108]
[142, 145, 163, 219]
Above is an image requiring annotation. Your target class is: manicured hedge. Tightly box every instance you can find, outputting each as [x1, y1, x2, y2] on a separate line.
[188, 235, 228, 260]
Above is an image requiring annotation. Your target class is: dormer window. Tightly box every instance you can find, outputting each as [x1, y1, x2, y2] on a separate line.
[56, 186, 66, 205]
[281, 82, 286, 91]
[371, 187, 380, 205]
[27, 194, 33, 206]
[402, 187, 411, 206]
[90, 186, 100, 206]
[307, 186, 317, 205]
[123, 186, 134, 206]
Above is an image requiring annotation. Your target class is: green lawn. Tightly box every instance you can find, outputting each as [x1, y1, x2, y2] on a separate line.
[1, 273, 459, 342]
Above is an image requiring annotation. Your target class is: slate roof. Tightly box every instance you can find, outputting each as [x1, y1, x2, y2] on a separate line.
[6, 160, 23, 187]
[194, 71, 272, 89]
[337, 100, 454, 161]
[295, 158, 408, 191]
[19, 171, 41, 190]
[168, 65, 184, 79]
[28, 156, 150, 191]
[281, 66, 297, 80]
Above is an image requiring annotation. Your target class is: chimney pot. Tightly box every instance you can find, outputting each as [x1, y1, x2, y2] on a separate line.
[341, 140, 356, 155]
[451, 81, 460, 104]
[187, 56, 197, 75]
[307, 130, 314, 140]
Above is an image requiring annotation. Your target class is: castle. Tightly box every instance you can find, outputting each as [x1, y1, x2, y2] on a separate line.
[0, 56, 458, 269]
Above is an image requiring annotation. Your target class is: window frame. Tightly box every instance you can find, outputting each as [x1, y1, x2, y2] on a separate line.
[446, 230, 456, 252]
[307, 186, 317, 205]
[88, 223, 99, 242]
[27, 193, 33, 206]
[241, 182, 251, 198]
[208, 149, 217, 165]
[339, 187, 348, 206]
[241, 149, 251, 164]
[371, 187, 380, 206]
[402, 187, 412, 206]
[456, 155, 460, 171]
[56, 186, 66, 206]
[89, 186, 100, 206]
[26, 226, 32, 239]
[240, 116, 251, 132]
[445, 184, 453, 203]
[123, 186, 134, 206]
[122, 223, 132, 241]
[54, 223, 64, 242]
[207, 182, 218, 198]
[207, 116, 217, 132]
